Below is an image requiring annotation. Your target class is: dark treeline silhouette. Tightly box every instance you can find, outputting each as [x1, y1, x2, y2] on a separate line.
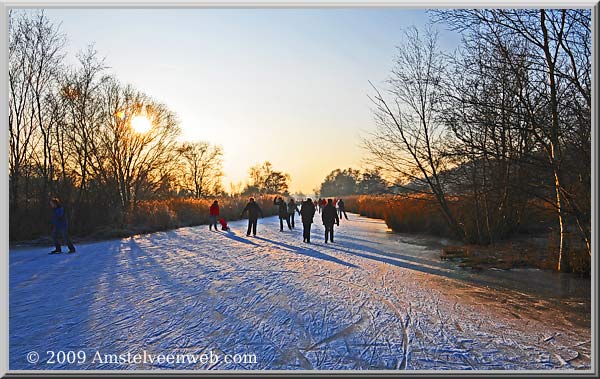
[318, 168, 388, 197]
[361, 10, 591, 272]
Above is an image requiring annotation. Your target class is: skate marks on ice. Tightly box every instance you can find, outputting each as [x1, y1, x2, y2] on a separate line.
[9, 215, 591, 370]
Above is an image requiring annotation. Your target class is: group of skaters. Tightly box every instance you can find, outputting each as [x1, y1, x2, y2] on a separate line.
[47, 195, 350, 254]
[315, 197, 348, 220]
[208, 196, 350, 243]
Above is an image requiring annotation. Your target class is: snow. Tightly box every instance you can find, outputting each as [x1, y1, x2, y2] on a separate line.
[9, 214, 591, 370]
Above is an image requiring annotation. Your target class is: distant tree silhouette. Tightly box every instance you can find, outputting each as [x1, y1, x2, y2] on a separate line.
[245, 161, 290, 195]
[319, 168, 360, 197]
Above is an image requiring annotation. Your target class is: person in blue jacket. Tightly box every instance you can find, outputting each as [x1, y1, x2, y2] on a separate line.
[49, 197, 76, 254]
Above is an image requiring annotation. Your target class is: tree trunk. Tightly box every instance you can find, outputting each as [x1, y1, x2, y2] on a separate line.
[541, 9, 568, 272]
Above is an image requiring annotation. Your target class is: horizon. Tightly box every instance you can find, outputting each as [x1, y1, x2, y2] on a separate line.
[36, 8, 461, 194]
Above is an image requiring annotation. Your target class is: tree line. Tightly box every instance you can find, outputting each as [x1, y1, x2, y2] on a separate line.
[317, 168, 389, 197]
[362, 9, 591, 272]
[8, 10, 291, 241]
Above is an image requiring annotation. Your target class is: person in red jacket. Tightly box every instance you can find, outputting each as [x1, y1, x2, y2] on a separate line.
[209, 200, 219, 231]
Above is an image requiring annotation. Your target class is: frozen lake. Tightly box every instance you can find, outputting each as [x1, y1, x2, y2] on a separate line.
[10, 214, 591, 370]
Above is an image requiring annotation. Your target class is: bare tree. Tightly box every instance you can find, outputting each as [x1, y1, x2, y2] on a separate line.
[8, 10, 36, 208]
[431, 9, 591, 270]
[27, 11, 66, 202]
[9, 10, 193, 239]
[365, 26, 464, 240]
[8, 10, 65, 204]
[61, 46, 107, 216]
[437, 29, 537, 244]
[246, 161, 290, 195]
[97, 78, 181, 210]
[178, 141, 223, 198]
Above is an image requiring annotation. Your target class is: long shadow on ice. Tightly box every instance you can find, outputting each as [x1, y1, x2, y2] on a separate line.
[333, 233, 383, 245]
[323, 239, 590, 304]
[333, 239, 449, 271]
[322, 241, 549, 296]
[10, 240, 120, 370]
[253, 236, 358, 269]
[220, 230, 260, 246]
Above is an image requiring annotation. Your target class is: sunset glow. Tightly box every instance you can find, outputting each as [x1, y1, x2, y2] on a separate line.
[40, 8, 462, 193]
[130, 115, 152, 134]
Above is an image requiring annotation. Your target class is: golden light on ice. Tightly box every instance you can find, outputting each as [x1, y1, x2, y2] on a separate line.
[131, 115, 151, 133]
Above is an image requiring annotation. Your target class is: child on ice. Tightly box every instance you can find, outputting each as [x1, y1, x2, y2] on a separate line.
[219, 218, 230, 231]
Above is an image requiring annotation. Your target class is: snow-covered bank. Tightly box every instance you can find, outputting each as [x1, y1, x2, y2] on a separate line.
[9, 214, 591, 370]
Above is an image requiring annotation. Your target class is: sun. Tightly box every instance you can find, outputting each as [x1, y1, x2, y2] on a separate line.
[130, 115, 152, 133]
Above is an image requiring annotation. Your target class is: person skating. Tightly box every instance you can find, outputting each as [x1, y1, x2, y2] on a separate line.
[321, 198, 339, 244]
[49, 197, 76, 254]
[274, 196, 291, 231]
[287, 198, 300, 229]
[313, 199, 319, 213]
[337, 198, 348, 220]
[300, 198, 316, 243]
[209, 200, 219, 231]
[240, 197, 263, 236]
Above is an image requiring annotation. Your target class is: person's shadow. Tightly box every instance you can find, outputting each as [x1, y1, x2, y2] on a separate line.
[252, 236, 358, 269]
[220, 230, 260, 246]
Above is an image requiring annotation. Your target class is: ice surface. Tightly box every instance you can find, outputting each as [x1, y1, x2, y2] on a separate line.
[9, 215, 591, 370]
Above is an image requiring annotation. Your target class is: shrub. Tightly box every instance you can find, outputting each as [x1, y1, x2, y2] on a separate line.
[345, 194, 587, 274]
[344, 194, 454, 237]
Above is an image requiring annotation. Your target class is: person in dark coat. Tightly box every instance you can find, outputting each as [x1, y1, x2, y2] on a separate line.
[274, 196, 291, 231]
[321, 198, 339, 244]
[337, 198, 348, 220]
[300, 198, 316, 243]
[209, 200, 219, 231]
[287, 198, 300, 229]
[49, 197, 76, 254]
[240, 197, 263, 236]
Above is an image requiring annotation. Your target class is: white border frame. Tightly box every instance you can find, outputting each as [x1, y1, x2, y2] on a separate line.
[1, 1, 597, 377]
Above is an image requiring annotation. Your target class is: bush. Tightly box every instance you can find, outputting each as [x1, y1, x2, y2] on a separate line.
[344, 194, 454, 237]
[344, 194, 556, 241]
[10, 195, 280, 244]
[345, 194, 587, 274]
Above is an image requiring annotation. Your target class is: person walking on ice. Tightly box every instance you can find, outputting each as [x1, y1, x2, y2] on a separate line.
[274, 196, 291, 231]
[240, 197, 263, 236]
[209, 200, 219, 231]
[322, 198, 339, 243]
[49, 197, 76, 254]
[337, 198, 348, 220]
[287, 198, 300, 229]
[300, 198, 316, 243]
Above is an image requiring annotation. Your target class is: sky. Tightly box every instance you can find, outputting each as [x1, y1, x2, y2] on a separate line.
[40, 8, 461, 194]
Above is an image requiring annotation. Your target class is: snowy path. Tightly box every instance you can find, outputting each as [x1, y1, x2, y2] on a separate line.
[10, 214, 591, 370]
